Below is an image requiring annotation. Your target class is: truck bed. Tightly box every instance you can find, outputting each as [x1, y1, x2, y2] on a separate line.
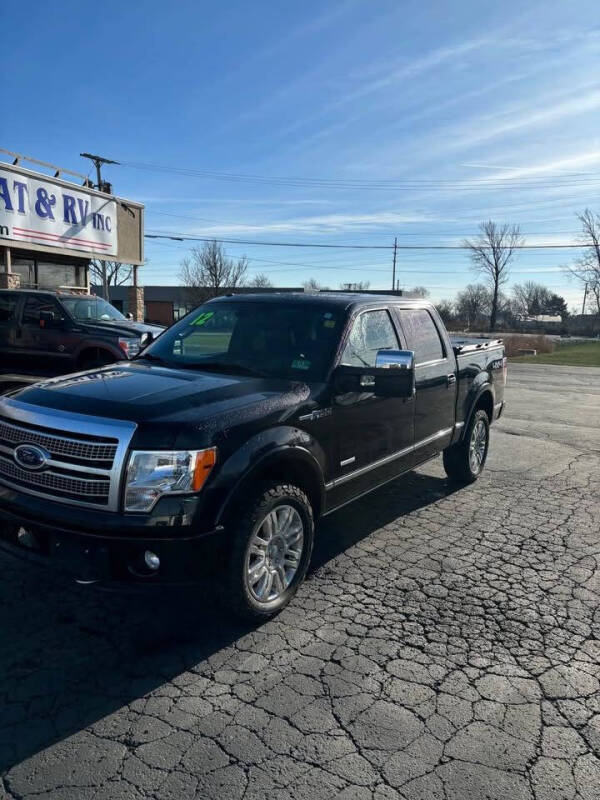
[451, 336, 503, 355]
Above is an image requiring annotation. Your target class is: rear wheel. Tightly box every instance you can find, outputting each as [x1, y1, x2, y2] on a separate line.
[443, 409, 490, 484]
[224, 482, 314, 621]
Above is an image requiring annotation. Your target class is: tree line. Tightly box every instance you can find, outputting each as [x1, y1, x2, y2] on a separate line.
[177, 208, 600, 331]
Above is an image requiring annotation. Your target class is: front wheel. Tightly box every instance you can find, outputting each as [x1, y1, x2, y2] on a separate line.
[224, 482, 314, 621]
[443, 409, 490, 484]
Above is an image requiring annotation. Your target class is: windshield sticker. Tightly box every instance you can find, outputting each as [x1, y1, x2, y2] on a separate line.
[291, 358, 311, 370]
[192, 312, 214, 326]
[323, 319, 336, 328]
[324, 312, 333, 319]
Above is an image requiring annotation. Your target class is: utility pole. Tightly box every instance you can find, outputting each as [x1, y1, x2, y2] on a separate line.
[80, 153, 119, 300]
[582, 282, 588, 315]
[391, 236, 397, 292]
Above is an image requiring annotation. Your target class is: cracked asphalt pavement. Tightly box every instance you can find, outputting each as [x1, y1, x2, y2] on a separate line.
[1, 362, 599, 800]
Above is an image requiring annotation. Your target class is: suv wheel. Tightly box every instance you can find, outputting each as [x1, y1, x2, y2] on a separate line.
[225, 482, 314, 621]
[443, 409, 490, 484]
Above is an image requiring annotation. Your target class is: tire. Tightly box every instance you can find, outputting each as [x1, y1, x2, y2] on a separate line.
[224, 482, 314, 621]
[443, 409, 490, 484]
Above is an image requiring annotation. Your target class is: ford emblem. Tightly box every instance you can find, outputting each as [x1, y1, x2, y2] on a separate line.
[14, 444, 51, 471]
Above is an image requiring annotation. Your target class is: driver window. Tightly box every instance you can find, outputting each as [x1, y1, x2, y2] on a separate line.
[341, 310, 399, 367]
[22, 296, 61, 325]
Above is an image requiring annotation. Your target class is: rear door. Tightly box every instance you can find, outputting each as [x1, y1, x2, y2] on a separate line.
[0, 291, 21, 365]
[397, 307, 456, 463]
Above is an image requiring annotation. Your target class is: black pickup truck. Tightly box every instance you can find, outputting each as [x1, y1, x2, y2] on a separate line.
[0, 293, 505, 619]
[0, 289, 163, 377]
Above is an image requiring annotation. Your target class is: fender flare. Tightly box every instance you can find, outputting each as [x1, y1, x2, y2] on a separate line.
[74, 340, 122, 365]
[213, 435, 327, 527]
[461, 383, 495, 439]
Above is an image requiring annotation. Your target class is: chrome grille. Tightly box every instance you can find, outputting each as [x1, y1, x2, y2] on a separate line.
[0, 420, 117, 463]
[0, 455, 110, 501]
[0, 402, 136, 511]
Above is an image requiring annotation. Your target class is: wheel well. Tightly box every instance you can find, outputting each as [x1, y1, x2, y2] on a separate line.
[223, 452, 324, 524]
[474, 390, 493, 423]
[77, 347, 116, 368]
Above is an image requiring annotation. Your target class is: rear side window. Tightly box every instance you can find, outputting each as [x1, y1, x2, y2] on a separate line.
[0, 292, 18, 322]
[341, 309, 399, 367]
[400, 309, 445, 364]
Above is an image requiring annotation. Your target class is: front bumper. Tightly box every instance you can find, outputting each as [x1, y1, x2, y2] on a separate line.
[0, 486, 224, 587]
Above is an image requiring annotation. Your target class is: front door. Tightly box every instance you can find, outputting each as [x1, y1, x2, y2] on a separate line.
[327, 308, 415, 509]
[397, 307, 456, 463]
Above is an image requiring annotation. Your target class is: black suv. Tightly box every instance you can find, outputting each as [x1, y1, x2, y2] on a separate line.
[0, 289, 163, 374]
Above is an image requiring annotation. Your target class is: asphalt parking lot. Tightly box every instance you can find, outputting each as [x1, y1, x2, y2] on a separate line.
[1, 362, 599, 800]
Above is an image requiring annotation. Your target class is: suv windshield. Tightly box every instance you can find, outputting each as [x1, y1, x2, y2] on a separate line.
[61, 296, 126, 322]
[141, 301, 344, 381]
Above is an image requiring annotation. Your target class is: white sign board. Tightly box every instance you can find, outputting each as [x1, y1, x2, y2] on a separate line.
[0, 167, 117, 256]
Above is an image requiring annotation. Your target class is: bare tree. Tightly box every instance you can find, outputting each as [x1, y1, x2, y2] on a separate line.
[248, 273, 274, 288]
[567, 209, 600, 315]
[89, 260, 133, 299]
[407, 286, 430, 299]
[435, 299, 455, 324]
[179, 241, 248, 305]
[455, 283, 491, 328]
[463, 221, 523, 330]
[339, 281, 370, 291]
[512, 281, 552, 317]
[303, 277, 327, 292]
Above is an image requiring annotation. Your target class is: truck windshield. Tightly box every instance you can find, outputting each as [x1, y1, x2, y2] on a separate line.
[61, 297, 126, 322]
[141, 301, 344, 381]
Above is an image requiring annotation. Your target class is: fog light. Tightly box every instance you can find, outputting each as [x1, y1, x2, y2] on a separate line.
[144, 550, 160, 571]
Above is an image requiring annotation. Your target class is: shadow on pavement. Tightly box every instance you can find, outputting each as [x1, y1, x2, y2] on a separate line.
[0, 469, 456, 772]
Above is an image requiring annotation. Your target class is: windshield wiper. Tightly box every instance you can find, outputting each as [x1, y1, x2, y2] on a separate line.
[178, 360, 268, 378]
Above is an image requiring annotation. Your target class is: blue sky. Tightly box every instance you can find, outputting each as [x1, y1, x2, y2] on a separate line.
[3, 0, 600, 306]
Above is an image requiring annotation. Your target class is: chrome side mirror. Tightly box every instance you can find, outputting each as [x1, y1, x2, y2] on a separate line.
[375, 349, 414, 370]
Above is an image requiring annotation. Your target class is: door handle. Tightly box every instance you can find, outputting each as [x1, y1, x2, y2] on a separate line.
[446, 373, 456, 385]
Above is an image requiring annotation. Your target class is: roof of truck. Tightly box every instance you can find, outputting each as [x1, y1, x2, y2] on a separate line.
[208, 291, 433, 311]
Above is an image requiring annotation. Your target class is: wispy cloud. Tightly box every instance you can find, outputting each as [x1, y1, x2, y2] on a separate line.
[154, 211, 435, 238]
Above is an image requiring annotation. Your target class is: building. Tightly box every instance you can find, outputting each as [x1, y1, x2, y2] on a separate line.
[104, 286, 306, 326]
[0, 153, 145, 317]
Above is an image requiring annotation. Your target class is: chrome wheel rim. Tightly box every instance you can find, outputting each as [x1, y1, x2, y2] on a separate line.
[245, 505, 304, 603]
[469, 419, 487, 474]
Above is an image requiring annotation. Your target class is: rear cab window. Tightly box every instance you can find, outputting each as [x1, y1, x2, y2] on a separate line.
[399, 308, 446, 365]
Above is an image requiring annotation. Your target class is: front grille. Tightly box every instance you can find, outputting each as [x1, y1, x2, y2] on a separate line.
[0, 420, 117, 463]
[0, 455, 110, 504]
[0, 411, 134, 511]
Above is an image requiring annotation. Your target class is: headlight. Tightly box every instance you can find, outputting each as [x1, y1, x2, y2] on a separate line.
[124, 449, 217, 512]
[119, 337, 141, 358]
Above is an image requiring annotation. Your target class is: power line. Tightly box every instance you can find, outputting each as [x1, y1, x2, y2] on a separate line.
[144, 210, 580, 237]
[144, 231, 584, 249]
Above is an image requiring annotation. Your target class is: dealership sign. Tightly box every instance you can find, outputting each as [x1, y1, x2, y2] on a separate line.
[0, 166, 117, 256]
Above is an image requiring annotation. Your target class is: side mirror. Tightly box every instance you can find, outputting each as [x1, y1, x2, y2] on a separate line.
[126, 312, 134, 320]
[334, 350, 415, 398]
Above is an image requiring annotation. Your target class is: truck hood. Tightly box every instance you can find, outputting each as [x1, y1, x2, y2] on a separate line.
[9, 363, 312, 446]
[82, 319, 165, 339]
